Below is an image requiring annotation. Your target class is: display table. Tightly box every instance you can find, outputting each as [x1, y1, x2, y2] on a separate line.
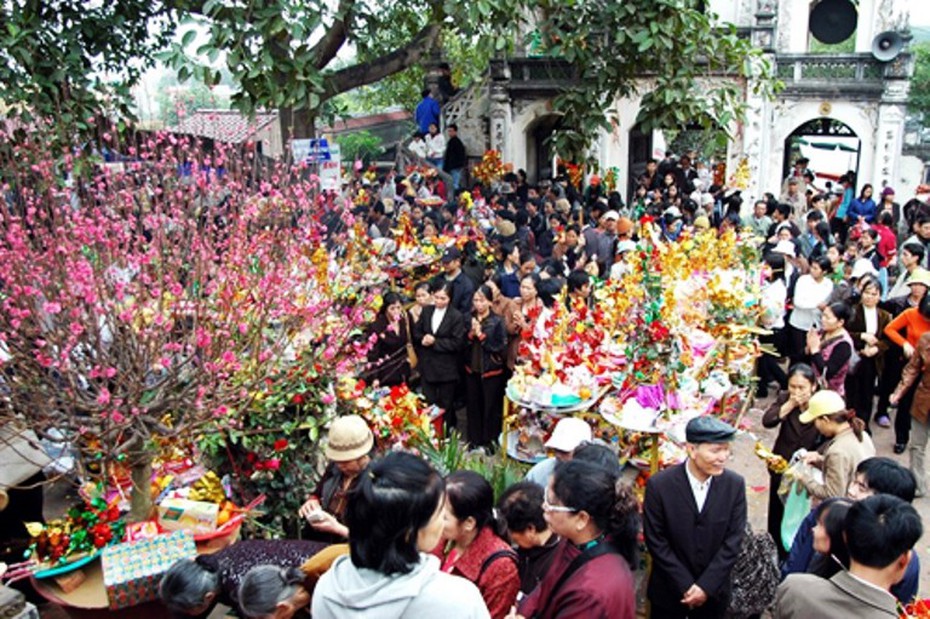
[30, 524, 240, 618]
[501, 385, 612, 463]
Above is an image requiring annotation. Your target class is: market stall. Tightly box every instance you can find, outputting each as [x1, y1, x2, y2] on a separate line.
[502, 224, 764, 474]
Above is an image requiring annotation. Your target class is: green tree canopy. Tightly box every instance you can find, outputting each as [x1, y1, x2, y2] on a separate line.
[0, 0, 775, 158]
[909, 42, 930, 127]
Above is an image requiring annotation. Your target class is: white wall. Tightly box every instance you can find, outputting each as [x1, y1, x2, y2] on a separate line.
[899, 155, 928, 198]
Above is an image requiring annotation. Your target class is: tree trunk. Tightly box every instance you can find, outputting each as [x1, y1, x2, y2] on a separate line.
[129, 450, 154, 522]
[280, 108, 316, 143]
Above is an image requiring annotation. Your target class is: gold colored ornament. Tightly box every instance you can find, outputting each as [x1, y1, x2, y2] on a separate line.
[188, 471, 226, 504]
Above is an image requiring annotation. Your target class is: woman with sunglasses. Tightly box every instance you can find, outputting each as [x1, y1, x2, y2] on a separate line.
[508, 460, 638, 619]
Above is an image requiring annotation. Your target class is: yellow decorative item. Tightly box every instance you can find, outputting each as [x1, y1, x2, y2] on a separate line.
[187, 471, 226, 504]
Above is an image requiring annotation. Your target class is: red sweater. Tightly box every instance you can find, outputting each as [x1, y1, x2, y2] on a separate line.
[874, 223, 897, 267]
[435, 526, 519, 619]
[884, 308, 930, 348]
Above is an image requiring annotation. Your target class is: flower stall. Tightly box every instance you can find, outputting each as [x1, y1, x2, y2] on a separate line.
[503, 224, 763, 472]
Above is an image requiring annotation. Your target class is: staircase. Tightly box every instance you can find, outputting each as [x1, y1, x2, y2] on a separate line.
[441, 76, 490, 161]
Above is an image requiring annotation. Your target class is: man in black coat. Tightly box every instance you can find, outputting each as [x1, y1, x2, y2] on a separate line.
[644, 417, 747, 618]
[443, 123, 467, 194]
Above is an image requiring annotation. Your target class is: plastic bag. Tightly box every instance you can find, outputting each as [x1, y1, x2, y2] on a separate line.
[780, 481, 810, 552]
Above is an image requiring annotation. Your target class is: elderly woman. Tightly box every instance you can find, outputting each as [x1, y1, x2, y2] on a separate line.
[512, 461, 638, 619]
[160, 540, 341, 617]
[298, 415, 375, 542]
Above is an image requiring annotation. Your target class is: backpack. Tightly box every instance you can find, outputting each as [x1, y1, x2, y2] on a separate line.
[726, 525, 779, 618]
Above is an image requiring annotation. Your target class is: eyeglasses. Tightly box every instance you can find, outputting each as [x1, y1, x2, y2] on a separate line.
[542, 489, 577, 514]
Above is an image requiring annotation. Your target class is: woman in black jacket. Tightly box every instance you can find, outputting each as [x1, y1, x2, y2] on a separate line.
[365, 291, 410, 386]
[413, 279, 466, 431]
[465, 285, 508, 446]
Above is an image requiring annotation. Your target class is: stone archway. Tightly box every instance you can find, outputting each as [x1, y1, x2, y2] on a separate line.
[627, 122, 654, 202]
[783, 117, 861, 187]
[524, 114, 562, 184]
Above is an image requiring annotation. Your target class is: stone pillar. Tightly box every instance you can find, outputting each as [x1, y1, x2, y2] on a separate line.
[873, 53, 912, 190]
[736, 0, 777, 203]
[489, 83, 513, 163]
[874, 103, 906, 190]
[738, 84, 770, 204]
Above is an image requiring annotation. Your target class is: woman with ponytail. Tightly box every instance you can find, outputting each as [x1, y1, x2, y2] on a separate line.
[437, 471, 520, 619]
[311, 452, 489, 618]
[795, 390, 875, 501]
[509, 460, 638, 619]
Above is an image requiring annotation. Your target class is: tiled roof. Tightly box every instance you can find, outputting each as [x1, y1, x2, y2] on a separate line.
[320, 110, 411, 133]
[170, 109, 279, 144]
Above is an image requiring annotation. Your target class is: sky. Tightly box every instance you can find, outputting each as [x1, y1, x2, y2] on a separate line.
[907, 0, 929, 26]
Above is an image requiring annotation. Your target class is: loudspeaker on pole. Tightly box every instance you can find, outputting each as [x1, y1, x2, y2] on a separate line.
[871, 31, 905, 62]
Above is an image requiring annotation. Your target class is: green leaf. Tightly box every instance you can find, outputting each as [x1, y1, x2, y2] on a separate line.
[181, 29, 197, 48]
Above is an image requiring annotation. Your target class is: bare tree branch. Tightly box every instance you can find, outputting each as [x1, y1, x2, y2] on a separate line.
[321, 22, 441, 101]
[309, 0, 356, 69]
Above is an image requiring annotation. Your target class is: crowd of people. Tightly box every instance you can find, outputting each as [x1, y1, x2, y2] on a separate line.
[154, 151, 930, 617]
[159, 411, 924, 619]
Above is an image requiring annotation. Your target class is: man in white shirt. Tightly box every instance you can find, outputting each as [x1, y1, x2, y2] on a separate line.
[644, 417, 746, 619]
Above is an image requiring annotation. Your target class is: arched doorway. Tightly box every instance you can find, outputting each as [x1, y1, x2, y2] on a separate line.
[525, 114, 562, 184]
[783, 118, 860, 188]
[627, 123, 654, 202]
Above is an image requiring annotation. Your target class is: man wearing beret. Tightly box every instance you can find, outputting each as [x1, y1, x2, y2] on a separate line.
[644, 416, 747, 618]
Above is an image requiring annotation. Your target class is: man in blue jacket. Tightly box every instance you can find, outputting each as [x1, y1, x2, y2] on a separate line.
[415, 89, 441, 135]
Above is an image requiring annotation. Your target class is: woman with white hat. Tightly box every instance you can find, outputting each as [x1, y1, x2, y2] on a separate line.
[299, 415, 374, 542]
[795, 390, 874, 501]
[524, 417, 592, 488]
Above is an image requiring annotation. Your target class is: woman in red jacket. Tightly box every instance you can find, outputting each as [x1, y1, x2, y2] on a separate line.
[437, 471, 520, 619]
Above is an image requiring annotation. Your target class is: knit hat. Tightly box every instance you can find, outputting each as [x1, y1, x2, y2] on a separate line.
[325, 415, 374, 462]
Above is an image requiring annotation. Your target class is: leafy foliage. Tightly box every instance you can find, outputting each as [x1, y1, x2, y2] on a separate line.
[0, 0, 178, 131]
[153, 74, 231, 126]
[416, 431, 528, 502]
[334, 130, 384, 165]
[1, 0, 772, 158]
[532, 0, 778, 160]
[909, 42, 930, 127]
